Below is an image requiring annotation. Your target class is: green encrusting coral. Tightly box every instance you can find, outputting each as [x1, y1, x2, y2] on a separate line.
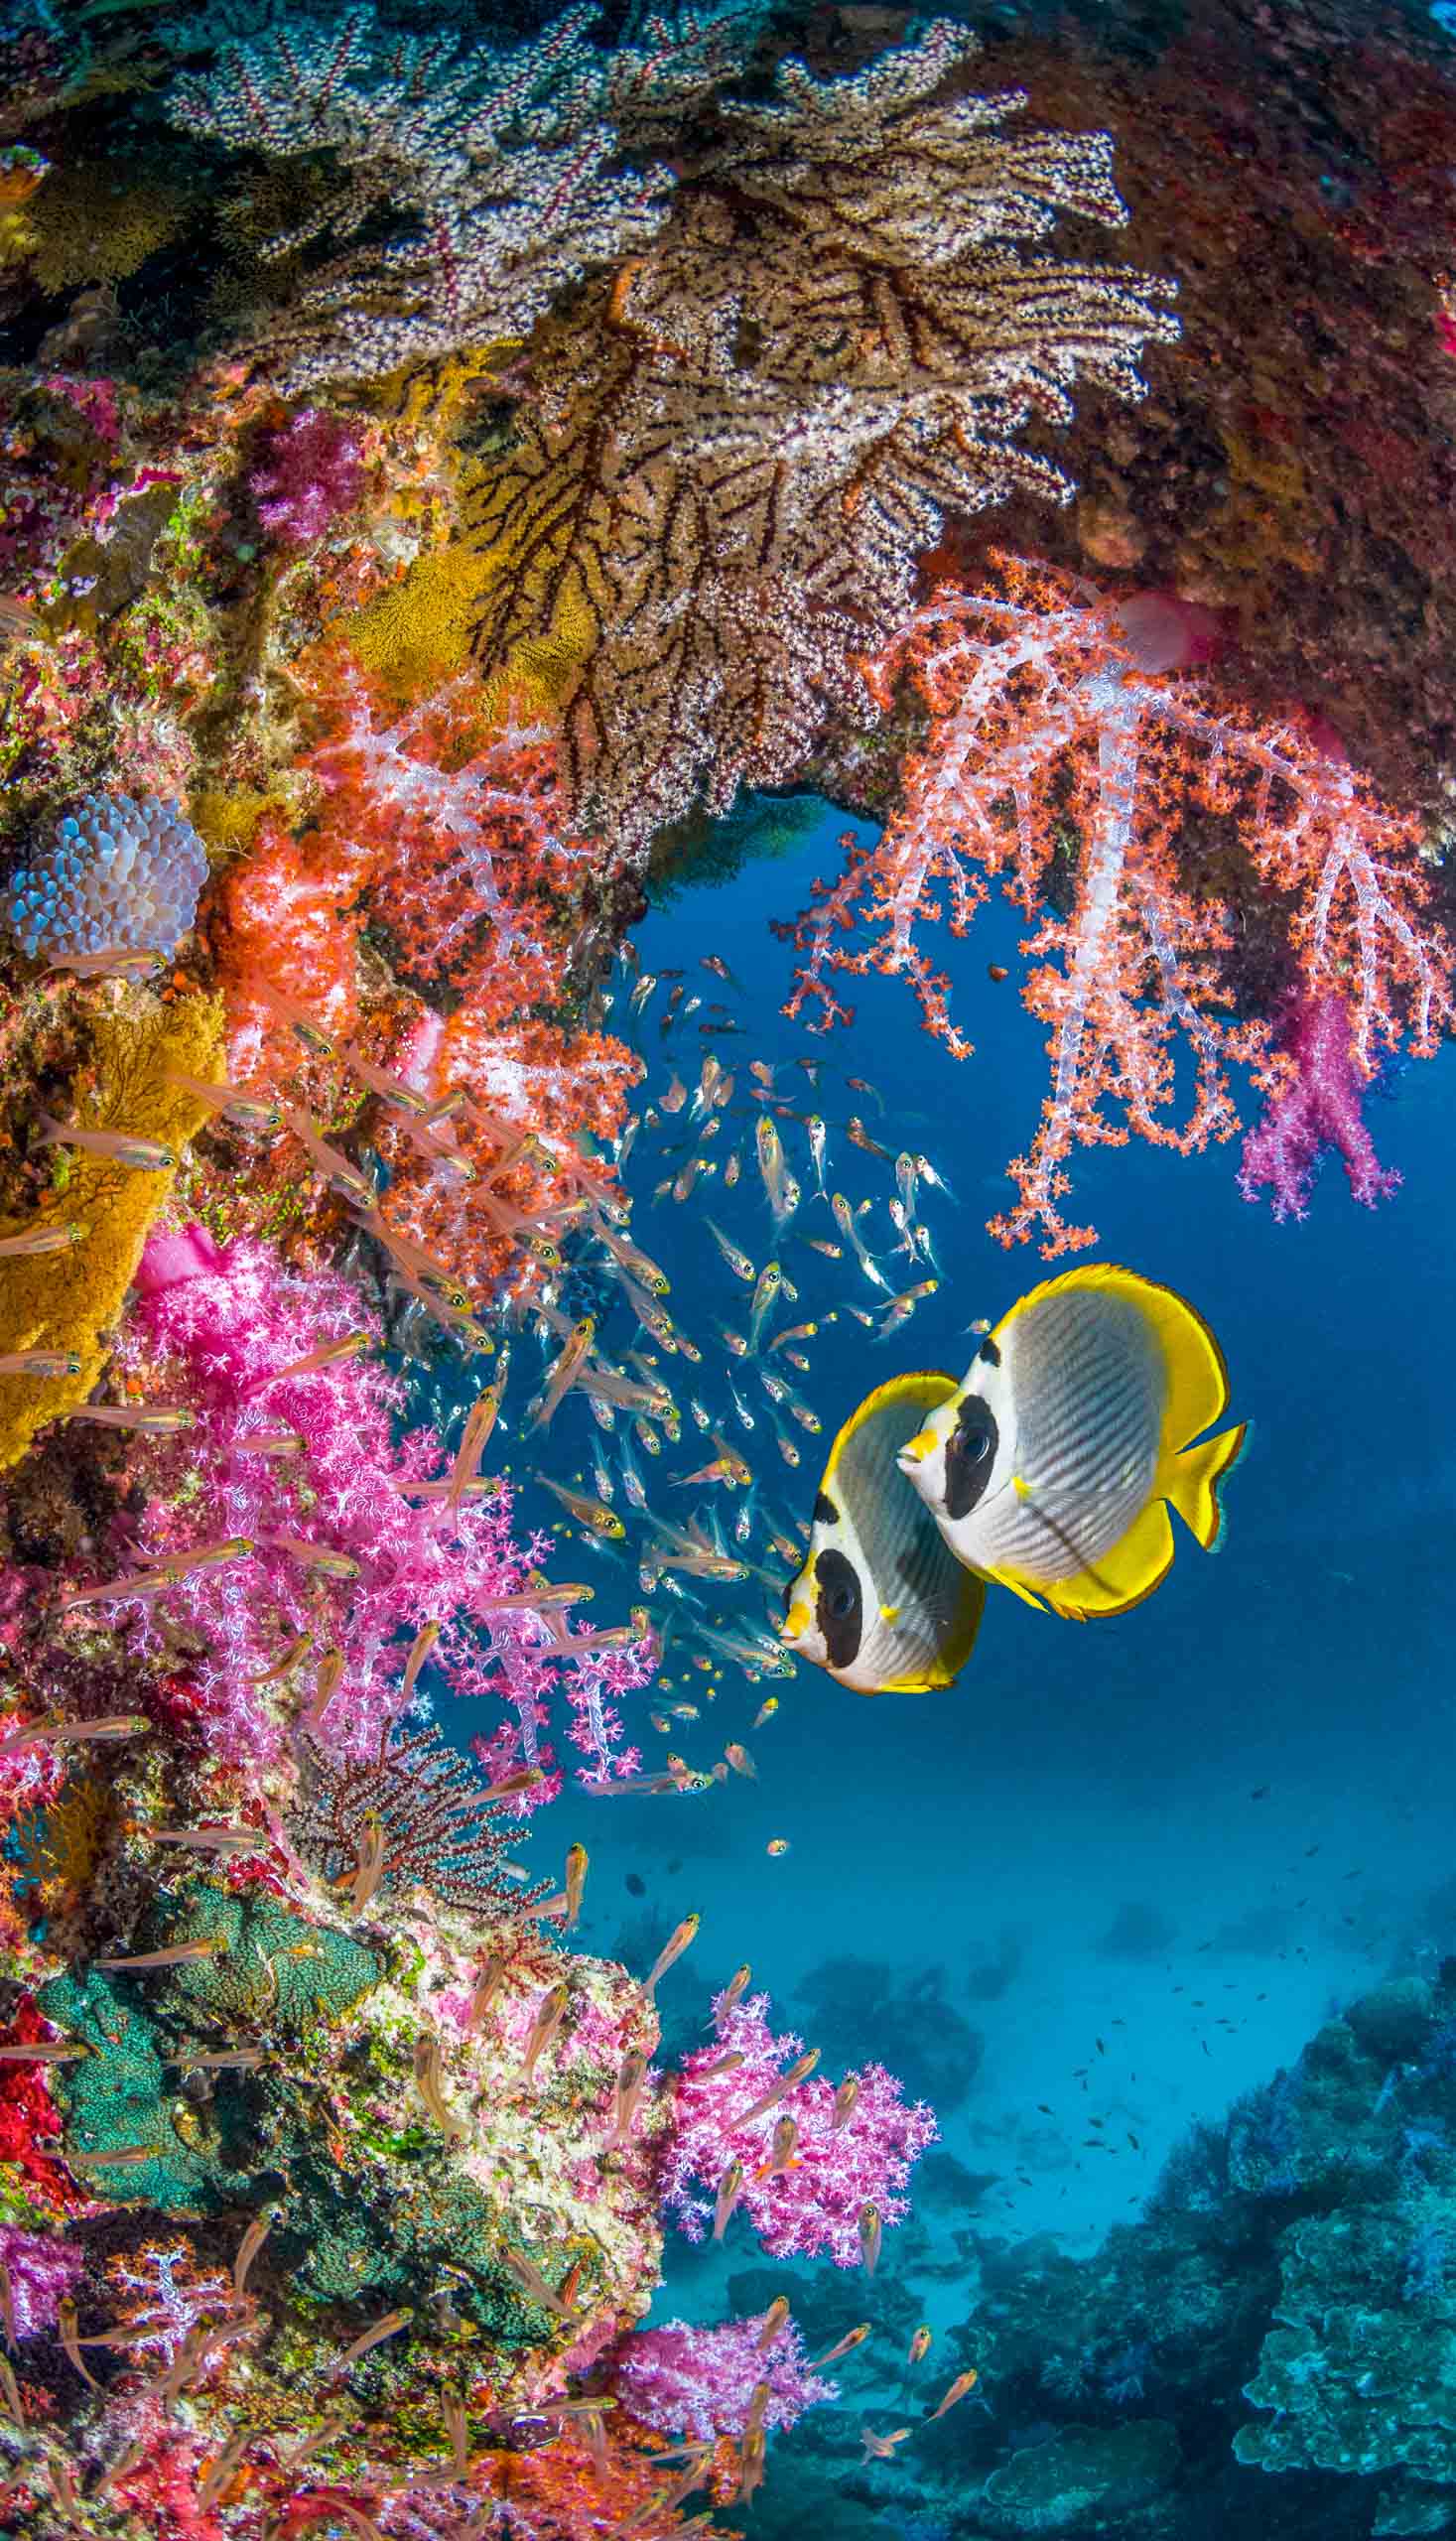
[37, 1884, 383, 2214]
[37, 1881, 589, 2355]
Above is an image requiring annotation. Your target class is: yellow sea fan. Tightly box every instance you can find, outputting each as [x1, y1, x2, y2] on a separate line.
[25, 161, 192, 293]
[0, 990, 223, 1470]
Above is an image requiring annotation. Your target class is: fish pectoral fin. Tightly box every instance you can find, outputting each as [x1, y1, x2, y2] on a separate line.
[981, 1564, 1049, 1614]
[1040, 1498, 1176, 1620]
[1165, 1420, 1249, 1550]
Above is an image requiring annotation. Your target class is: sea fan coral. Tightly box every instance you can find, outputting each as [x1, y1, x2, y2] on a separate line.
[5, 791, 208, 961]
[466, 16, 1177, 848]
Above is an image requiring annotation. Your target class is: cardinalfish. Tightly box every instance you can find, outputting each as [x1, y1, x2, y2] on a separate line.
[535, 1475, 625, 1540]
[594, 1217, 670, 1297]
[162, 1069, 281, 1132]
[907, 2326, 933, 2369]
[755, 1116, 795, 1227]
[859, 2203, 882, 2275]
[339, 1043, 431, 1115]
[645, 1519, 746, 1583]
[0, 1221, 83, 1258]
[249, 977, 338, 1060]
[45, 944, 160, 980]
[447, 1385, 501, 1509]
[810, 2323, 871, 2370]
[0, 1350, 81, 1379]
[831, 1193, 889, 1292]
[0, 1713, 145, 1756]
[607, 2048, 648, 2145]
[520, 1981, 570, 2081]
[847, 1116, 894, 1162]
[270, 1536, 360, 1579]
[929, 2369, 979, 2420]
[755, 2114, 798, 2181]
[747, 1263, 783, 1354]
[638, 1912, 699, 2002]
[252, 1333, 372, 1389]
[875, 1278, 939, 1341]
[705, 1219, 755, 1283]
[285, 1108, 377, 1210]
[530, 1316, 597, 1430]
[860, 2426, 913, 2464]
[724, 1741, 756, 1779]
[61, 1403, 196, 1433]
[37, 1116, 175, 1172]
[713, 2159, 744, 2242]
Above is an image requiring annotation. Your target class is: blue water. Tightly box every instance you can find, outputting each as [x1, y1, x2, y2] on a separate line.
[439, 789, 1455, 2399]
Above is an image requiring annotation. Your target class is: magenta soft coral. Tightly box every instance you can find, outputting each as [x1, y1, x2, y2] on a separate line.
[1239, 991, 1401, 1222]
[250, 406, 365, 551]
[611, 2313, 838, 2442]
[660, 1989, 936, 2267]
[60, 1231, 655, 1780]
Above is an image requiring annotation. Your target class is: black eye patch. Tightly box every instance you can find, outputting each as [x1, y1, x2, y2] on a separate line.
[943, 1393, 999, 1521]
[814, 1545, 862, 1670]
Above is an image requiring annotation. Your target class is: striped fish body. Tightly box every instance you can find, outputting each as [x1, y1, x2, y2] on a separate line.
[898, 1266, 1246, 1621]
[779, 1371, 985, 1694]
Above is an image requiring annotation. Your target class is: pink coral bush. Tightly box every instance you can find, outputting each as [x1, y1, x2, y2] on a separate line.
[0, 2220, 82, 2336]
[661, 1989, 936, 2266]
[75, 1232, 653, 1777]
[1239, 990, 1401, 1222]
[250, 407, 365, 550]
[611, 2312, 838, 2441]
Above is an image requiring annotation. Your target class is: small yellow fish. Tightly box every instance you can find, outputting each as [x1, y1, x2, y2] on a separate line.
[752, 1696, 780, 1728]
[907, 2325, 932, 2368]
[928, 2368, 979, 2421]
[535, 1475, 625, 1538]
[859, 2202, 882, 2275]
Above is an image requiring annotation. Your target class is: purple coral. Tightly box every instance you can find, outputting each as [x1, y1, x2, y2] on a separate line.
[661, 1988, 937, 2266]
[79, 1232, 653, 1776]
[249, 407, 364, 551]
[612, 2313, 838, 2441]
[1238, 991, 1401, 1223]
[0, 2224, 82, 2338]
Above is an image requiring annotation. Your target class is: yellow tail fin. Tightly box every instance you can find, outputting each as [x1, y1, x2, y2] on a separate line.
[1165, 1422, 1248, 1550]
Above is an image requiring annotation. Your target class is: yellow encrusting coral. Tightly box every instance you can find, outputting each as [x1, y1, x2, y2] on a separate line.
[0, 990, 223, 1469]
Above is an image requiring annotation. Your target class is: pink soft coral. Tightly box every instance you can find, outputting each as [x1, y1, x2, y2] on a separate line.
[250, 407, 365, 550]
[66, 1233, 655, 1777]
[611, 2312, 838, 2441]
[1238, 990, 1401, 1222]
[661, 1990, 936, 2266]
[0, 2222, 81, 2337]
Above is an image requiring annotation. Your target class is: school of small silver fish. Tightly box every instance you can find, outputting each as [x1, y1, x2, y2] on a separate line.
[474, 949, 957, 1801]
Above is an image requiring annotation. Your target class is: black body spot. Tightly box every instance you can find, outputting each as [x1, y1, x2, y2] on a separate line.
[977, 1334, 1002, 1368]
[814, 1490, 840, 1526]
[944, 1392, 999, 1521]
[814, 1545, 862, 1671]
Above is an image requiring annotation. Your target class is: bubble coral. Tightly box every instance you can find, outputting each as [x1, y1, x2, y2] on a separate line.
[5, 792, 208, 962]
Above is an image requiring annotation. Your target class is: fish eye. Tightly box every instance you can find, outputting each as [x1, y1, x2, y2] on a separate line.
[944, 1394, 999, 1523]
[827, 1580, 855, 1620]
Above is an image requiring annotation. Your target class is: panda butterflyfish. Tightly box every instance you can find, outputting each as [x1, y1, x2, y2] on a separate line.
[896, 1265, 1246, 1621]
[778, 1371, 986, 1694]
